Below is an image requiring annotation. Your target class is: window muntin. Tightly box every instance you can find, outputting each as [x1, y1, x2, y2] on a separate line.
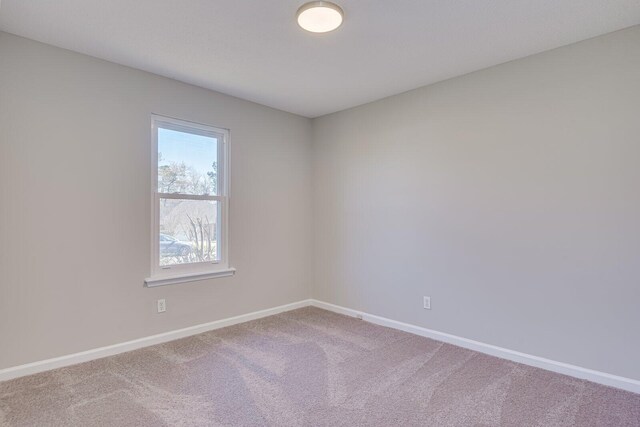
[151, 115, 229, 279]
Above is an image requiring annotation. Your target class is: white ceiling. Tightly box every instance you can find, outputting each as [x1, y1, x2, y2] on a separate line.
[1, 1, 639, 118]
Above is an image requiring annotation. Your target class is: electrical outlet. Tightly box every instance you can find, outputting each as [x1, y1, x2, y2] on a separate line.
[157, 299, 166, 313]
[423, 296, 431, 310]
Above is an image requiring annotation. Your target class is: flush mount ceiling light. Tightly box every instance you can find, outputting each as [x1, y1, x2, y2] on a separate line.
[296, 1, 344, 33]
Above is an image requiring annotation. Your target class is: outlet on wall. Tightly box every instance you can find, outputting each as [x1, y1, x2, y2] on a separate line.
[423, 296, 431, 310]
[157, 299, 166, 313]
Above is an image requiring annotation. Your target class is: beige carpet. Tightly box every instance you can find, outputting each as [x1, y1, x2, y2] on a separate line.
[0, 307, 638, 426]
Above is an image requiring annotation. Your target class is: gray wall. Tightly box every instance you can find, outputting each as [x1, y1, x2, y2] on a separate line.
[0, 33, 313, 369]
[2, 26, 639, 381]
[312, 26, 640, 380]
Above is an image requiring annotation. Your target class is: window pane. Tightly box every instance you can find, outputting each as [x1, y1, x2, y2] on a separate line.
[157, 126, 218, 195]
[159, 198, 219, 266]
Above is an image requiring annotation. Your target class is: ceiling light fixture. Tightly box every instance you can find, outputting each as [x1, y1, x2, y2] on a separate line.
[296, 1, 344, 33]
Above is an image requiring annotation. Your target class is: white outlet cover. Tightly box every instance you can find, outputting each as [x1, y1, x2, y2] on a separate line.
[423, 296, 431, 310]
[157, 299, 166, 313]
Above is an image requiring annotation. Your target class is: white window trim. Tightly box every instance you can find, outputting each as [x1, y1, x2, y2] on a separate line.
[145, 114, 233, 287]
[145, 268, 236, 287]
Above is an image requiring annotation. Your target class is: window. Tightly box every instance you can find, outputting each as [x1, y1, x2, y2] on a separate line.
[145, 115, 233, 287]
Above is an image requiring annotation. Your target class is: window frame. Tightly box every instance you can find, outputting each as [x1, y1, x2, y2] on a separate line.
[145, 114, 233, 287]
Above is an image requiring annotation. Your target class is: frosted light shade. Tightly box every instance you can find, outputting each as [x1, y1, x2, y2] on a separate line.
[297, 2, 343, 33]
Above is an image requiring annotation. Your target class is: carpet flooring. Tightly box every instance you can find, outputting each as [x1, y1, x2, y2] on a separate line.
[0, 307, 638, 426]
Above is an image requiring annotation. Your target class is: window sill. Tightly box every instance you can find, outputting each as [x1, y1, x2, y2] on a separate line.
[145, 268, 236, 287]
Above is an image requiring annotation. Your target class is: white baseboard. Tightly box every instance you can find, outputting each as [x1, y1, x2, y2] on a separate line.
[310, 299, 640, 394]
[2, 298, 638, 395]
[0, 299, 313, 382]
